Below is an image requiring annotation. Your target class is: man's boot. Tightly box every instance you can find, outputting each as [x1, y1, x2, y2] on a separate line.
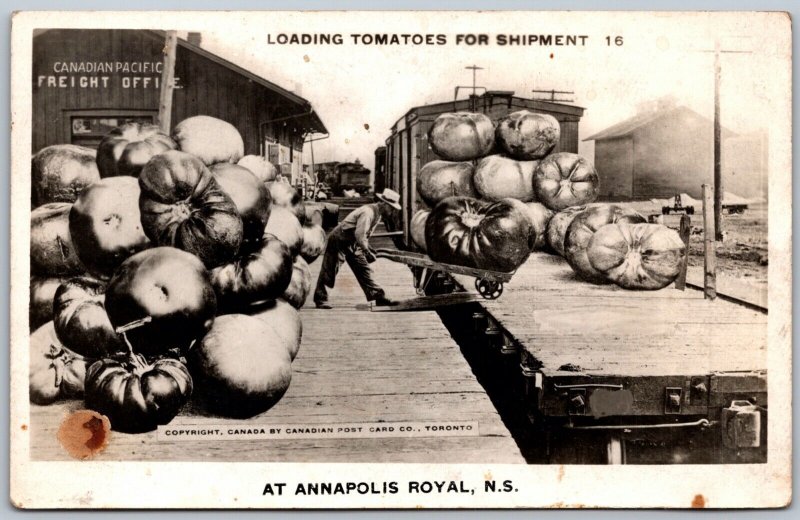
[374, 296, 397, 307]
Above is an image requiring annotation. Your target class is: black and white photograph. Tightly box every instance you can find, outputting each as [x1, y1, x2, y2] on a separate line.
[9, 10, 791, 509]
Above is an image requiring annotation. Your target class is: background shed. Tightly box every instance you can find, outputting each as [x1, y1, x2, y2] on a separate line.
[585, 103, 766, 201]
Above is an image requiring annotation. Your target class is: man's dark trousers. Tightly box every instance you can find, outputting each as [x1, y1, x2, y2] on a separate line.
[313, 227, 386, 305]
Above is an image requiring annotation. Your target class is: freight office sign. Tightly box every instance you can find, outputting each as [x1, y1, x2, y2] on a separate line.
[35, 61, 182, 89]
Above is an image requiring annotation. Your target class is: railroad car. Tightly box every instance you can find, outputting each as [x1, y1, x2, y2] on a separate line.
[330, 161, 372, 196]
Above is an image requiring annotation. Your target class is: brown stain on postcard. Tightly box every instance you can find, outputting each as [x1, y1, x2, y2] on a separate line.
[691, 494, 706, 508]
[57, 410, 111, 459]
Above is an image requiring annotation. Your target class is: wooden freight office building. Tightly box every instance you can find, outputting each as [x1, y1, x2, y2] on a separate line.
[32, 29, 327, 181]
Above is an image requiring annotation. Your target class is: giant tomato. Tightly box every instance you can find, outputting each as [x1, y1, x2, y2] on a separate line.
[104, 247, 217, 358]
[588, 223, 686, 290]
[138, 150, 243, 268]
[564, 205, 647, 283]
[188, 314, 292, 419]
[85, 355, 192, 433]
[210, 234, 293, 313]
[69, 177, 150, 278]
[96, 122, 177, 178]
[425, 196, 534, 272]
[428, 113, 495, 161]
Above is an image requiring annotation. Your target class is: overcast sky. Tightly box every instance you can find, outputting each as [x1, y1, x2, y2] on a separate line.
[192, 11, 785, 172]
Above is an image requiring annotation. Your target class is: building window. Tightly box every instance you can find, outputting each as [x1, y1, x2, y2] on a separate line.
[68, 111, 156, 148]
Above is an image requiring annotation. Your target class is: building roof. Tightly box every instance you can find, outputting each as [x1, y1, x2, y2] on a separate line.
[149, 31, 327, 135]
[583, 110, 665, 141]
[583, 105, 733, 142]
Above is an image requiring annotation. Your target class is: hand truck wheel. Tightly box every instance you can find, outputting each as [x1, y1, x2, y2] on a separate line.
[475, 278, 503, 299]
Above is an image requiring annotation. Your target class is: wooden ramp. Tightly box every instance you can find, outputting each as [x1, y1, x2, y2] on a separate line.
[453, 252, 767, 379]
[29, 255, 524, 463]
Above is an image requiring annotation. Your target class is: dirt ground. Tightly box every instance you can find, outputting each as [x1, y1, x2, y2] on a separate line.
[620, 201, 768, 289]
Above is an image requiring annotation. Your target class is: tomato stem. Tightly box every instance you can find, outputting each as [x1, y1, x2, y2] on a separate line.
[49, 345, 64, 388]
[120, 331, 135, 356]
[460, 204, 484, 228]
[116, 318, 153, 369]
[115, 316, 153, 334]
[48, 344, 76, 389]
[119, 331, 150, 371]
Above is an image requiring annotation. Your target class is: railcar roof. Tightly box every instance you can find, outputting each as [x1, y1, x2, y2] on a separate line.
[389, 94, 585, 132]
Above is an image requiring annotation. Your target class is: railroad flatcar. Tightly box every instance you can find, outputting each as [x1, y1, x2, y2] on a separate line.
[377, 91, 767, 464]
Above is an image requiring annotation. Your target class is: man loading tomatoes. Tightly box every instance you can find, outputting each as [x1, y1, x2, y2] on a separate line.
[313, 189, 401, 309]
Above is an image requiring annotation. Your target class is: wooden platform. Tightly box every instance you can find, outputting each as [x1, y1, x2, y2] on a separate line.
[29, 251, 524, 463]
[453, 252, 767, 378]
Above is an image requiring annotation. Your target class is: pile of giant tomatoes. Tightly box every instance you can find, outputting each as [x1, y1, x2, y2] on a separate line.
[413, 111, 685, 289]
[413, 110, 602, 273]
[547, 203, 686, 290]
[411, 110, 599, 272]
[29, 117, 323, 433]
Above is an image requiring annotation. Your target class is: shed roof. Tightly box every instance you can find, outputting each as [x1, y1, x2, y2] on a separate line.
[583, 105, 733, 142]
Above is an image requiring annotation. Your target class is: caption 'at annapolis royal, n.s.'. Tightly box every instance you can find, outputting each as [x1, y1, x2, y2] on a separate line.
[260, 479, 518, 496]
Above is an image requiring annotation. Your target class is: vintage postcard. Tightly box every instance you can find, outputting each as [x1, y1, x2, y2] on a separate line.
[9, 10, 792, 509]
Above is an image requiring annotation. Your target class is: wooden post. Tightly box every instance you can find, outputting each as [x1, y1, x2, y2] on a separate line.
[309, 139, 318, 200]
[674, 214, 691, 290]
[606, 435, 625, 465]
[158, 31, 178, 133]
[713, 39, 724, 241]
[702, 184, 717, 300]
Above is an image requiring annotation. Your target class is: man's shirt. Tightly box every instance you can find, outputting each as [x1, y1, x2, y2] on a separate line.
[339, 203, 382, 251]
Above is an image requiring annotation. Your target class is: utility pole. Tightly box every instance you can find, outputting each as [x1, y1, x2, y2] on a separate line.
[697, 37, 751, 241]
[453, 66, 486, 108]
[158, 31, 178, 133]
[465, 65, 483, 96]
[713, 39, 723, 241]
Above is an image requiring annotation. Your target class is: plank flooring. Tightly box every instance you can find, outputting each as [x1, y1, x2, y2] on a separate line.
[453, 252, 767, 377]
[29, 244, 524, 463]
